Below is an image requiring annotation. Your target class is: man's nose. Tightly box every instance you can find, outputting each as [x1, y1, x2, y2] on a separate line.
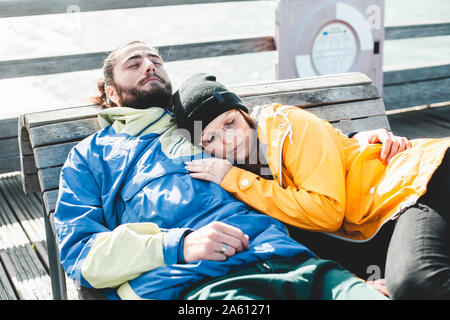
[143, 58, 156, 74]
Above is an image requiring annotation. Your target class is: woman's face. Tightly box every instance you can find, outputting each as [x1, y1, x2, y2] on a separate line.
[200, 109, 256, 163]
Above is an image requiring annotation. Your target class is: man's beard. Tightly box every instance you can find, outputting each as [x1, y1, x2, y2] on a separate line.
[115, 80, 173, 110]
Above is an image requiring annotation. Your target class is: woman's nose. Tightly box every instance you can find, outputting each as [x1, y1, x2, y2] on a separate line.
[223, 130, 237, 145]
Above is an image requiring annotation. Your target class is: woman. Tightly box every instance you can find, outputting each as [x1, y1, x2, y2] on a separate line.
[174, 73, 450, 299]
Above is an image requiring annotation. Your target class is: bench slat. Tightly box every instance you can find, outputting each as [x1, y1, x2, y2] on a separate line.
[384, 77, 450, 110]
[0, 156, 20, 174]
[242, 84, 379, 109]
[23, 105, 100, 129]
[307, 98, 387, 123]
[0, 137, 19, 157]
[33, 142, 78, 170]
[333, 115, 391, 133]
[0, 118, 18, 139]
[231, 72, 373, 97]
[38, 167, 62, 193]
[29, 118, 100, 148]
[43, 190, 59, 215]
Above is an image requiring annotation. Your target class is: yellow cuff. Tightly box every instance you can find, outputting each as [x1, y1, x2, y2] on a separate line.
[221, 166, 259, 192]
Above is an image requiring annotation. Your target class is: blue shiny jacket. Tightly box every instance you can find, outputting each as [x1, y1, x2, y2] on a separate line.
[54, 108, 315, 299]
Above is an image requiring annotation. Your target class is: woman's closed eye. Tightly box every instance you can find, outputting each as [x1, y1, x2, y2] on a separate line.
[224, 119, 235, 128]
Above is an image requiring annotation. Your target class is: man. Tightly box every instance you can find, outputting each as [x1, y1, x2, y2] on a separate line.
[54, 40, 392, 300]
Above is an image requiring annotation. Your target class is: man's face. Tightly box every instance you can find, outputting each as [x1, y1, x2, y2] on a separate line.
[107, 44, 173, 109]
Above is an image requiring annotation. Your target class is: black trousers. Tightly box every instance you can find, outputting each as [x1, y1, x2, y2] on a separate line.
[287, 148, 450, 299]
[385, 148, 450, 299]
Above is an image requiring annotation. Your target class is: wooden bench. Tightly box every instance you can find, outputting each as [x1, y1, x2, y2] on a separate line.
[18, 72, 390, 299]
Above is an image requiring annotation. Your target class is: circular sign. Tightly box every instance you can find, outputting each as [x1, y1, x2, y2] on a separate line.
[311, 22, 358, 75]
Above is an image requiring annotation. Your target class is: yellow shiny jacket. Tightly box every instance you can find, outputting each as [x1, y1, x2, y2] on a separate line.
[220, 104, 450, 241]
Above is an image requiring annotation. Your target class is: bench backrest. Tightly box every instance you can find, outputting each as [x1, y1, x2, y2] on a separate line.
[19, 72, 390, 219]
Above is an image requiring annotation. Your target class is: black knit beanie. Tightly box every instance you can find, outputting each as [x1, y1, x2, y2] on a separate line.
[173, 73, 248, 143]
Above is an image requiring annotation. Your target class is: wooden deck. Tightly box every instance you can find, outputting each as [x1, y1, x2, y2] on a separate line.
[0, 173, 77, 300]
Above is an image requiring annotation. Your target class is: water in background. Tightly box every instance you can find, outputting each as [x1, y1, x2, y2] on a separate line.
[0, 0, 449, 118]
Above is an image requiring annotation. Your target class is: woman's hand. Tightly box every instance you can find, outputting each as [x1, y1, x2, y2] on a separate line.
[183, 221, 249, 263]
[185, 158, 233, 185]
[353, 129, 411, 163]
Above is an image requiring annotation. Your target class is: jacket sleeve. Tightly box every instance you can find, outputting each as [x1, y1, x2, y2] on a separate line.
[220, 110, 346, 232]
[54, 146, 190, 289]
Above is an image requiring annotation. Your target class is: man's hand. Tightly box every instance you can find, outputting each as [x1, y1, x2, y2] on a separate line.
[183, 221, 250, 263]
[185, 158, 233, 185]
[353, 129, 411, 163]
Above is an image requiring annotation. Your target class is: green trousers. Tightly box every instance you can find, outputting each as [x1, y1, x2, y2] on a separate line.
[183, 257, 388, 300]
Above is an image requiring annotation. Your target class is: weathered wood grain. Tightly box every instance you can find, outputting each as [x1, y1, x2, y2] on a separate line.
[29, 118, 100, 148]
[385, 20, 450, 40]
[242, 84, 379, 109]
[33, 141, 78, 170]
[23, 105, 100, 129]
[383, 77, 450, 110]
[0, 37, 275, 79]
[332, 115, 391, 134]
[43, 190, 59, 215]
[232, 73, 374, 97]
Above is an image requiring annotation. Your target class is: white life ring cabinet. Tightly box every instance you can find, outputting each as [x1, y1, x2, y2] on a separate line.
[275, 0, 385, 95]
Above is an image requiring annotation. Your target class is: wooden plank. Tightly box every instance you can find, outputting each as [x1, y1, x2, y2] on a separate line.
[231, 72, 373, 97]
[38, 167, 62, 193]
[0, 175, 79, 299]
[384, 62, 450, 85]
[43, 190, 59, 215]
[0, 136, 21, 173]
[0, 36, 275, 79]
[0, 156, 20, 174]
[160, 36, 276, 62]
[0, 137, 19, 158]
[0, 0, 261, 18]
[388, 106, 450, 139]
[306, 98, 386, 123]
[29, 118, 100, 148]
[0, 118, 20, 174]
[385, 21, 450, 40]
[0, 175, 48, 271]
[0, 118, 18, 139]
[33, 141, 78, 169]
[0, 191, 52, 300]
[383, 77, 450, 110]
[0, 259, 18, 300]
[22, 105, 99, 129]
[242, 84, 380, 109]
[332, 115, 391, 133]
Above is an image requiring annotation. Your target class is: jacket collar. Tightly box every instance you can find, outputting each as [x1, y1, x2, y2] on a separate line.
[98, 107, 175, 137]
[251, 104, 294, 187]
